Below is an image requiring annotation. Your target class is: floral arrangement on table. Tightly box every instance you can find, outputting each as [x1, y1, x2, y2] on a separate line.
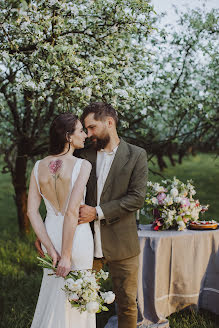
[145, 177, 209, 231]
[38, 254, 115, 313]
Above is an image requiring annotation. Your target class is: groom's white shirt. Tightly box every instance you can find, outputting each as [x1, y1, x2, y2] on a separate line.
[94, 145, 118, 258]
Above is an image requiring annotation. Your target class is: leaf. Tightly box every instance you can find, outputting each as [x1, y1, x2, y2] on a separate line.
[101, 306, 109, 312]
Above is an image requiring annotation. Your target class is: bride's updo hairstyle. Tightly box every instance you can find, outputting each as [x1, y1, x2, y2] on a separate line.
[49, 113, 78, 155]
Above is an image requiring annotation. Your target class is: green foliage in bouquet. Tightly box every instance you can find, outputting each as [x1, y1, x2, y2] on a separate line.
[37, 254, 115, 313]
[145, 177, 209, 231]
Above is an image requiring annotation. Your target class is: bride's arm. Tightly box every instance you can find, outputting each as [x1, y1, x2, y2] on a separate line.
[27, 169, 60, 266]
[56, 160, 92, 277]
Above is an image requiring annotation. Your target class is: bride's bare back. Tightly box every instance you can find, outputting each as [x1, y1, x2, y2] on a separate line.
[37, 156, 78, 216]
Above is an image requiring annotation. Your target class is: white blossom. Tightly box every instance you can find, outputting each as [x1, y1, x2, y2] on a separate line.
[100, 291, 115, 304]
[170, 188, 178, 197]
[114, 89, 129, 98]
[86, 301, 99, 313]
[163, 195, 173, 206]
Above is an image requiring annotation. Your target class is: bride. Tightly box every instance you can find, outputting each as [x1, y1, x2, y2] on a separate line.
[27, 113, 95, 328]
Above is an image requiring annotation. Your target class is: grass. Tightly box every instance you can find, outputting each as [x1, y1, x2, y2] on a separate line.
[0, 153, 219, 327]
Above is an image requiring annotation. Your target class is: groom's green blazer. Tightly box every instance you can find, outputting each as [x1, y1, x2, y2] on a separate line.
[78, 138, 148, 261]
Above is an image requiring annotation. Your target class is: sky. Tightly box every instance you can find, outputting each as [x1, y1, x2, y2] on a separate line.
[151, 0, 219, 25]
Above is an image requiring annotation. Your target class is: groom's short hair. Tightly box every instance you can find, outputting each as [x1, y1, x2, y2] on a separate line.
[81, 102, 118, 126]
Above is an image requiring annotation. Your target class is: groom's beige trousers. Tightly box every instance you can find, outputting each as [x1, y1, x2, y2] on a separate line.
[94, 255, 139, 328]
[108, 255, 139, 328]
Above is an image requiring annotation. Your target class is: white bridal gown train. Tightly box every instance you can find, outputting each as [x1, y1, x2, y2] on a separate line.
[31, 158, 95, 328]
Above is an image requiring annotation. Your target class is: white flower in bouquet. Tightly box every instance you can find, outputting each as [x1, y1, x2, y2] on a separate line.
[174, 196, 182, 203]
[100, 291, 116, 304]
[37, 256, 115, 314]
[69, 293, 79, 302]
[153, 183, 166, 193]
[97, 269, 109, 280]
[187, 182, 196, 196]
[83, 275, 97, 285]
[190, 189, 196, 196]
[82, 290, 94, 302]
[170, 188, 178, 197]
[152, 197, 158, 205]
[172, 177, 180, 186]
[145, 178, 209, 231]
[177, 218, 186, 231]
[66, 278, 83, 291]
[86, 301, 100, 313]
[163, 195, 173, 206]
[191, 208, 199, 221]
[167, 209, 176, 223]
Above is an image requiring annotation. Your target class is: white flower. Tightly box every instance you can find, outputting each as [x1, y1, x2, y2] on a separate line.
[170, 188, 178, 197]
[153, 183, 165, 193]
[49, 0, 57, 5]
[174, 196, 182, 203]
[66, 278, 82, 291]
[177, 219, 186, 231]
[191, 208, 199, 221]
[24, 81, 36, 89]
[69, 293, 79, 302]
[166, 209, 175, 223]
[83, 87, 92, 98]
[114, 89, 129, 98]
[180, 189, 188, 197]
[190, 189, 196, 196]
[163, 195, 173, 206]
[20, 21, 30, 30]
[151, 197, 158, 205]
[86, 301, 99, 313]
[98, 269, 109, 280]
[82, 290, 91, 302]
[100, 291, 115, 304]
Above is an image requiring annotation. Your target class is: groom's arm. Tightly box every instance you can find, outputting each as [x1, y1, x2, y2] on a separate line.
[100, 149, 148, 224]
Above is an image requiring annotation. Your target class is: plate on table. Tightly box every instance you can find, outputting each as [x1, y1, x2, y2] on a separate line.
[189, 220, 218, 230]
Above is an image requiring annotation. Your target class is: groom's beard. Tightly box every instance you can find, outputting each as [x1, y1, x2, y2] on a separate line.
[90, 134, 110, 151]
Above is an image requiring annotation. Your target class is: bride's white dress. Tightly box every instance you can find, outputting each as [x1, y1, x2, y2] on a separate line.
[31, 158, 95, 328]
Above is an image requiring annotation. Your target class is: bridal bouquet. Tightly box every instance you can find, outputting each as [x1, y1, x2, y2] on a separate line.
[37, 254, 115, 313]
[145, 177, 209, 231]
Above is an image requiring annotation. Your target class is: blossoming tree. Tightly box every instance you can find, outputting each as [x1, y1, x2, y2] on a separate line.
[0, 0, 154, 233]
[121, 7, 219, 169]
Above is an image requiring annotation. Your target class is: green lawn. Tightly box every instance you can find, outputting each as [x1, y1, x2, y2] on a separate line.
[0, 153, 219, 328]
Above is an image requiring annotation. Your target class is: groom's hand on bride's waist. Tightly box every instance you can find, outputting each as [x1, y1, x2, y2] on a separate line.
[78, 205, 96, 224]
[35, 238, 45, 258]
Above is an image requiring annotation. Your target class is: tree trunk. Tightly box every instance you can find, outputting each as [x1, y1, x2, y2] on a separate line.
[157, 154, 167, 171]
[12, 143, 30, 234]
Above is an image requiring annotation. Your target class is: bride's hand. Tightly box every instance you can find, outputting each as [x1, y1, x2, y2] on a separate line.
[47, 247, 61, 268]
[56, 257, 71, 277]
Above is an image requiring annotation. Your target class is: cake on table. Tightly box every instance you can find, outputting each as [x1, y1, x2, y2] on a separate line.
[189, 220, 218, 230]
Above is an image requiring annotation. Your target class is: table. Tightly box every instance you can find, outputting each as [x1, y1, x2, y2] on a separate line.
[137, 224, 219, 326]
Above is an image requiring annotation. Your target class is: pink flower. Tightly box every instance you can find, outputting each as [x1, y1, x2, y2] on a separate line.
[156, 220, 163, 227]
[181, 198, 190, 208]
[157, 192, 166, 205]
[48, 159, 62, 175]
[183, 217, 188, 223]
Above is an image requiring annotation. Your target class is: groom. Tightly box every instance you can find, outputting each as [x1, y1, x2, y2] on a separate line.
[78, 102, 148, 328]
